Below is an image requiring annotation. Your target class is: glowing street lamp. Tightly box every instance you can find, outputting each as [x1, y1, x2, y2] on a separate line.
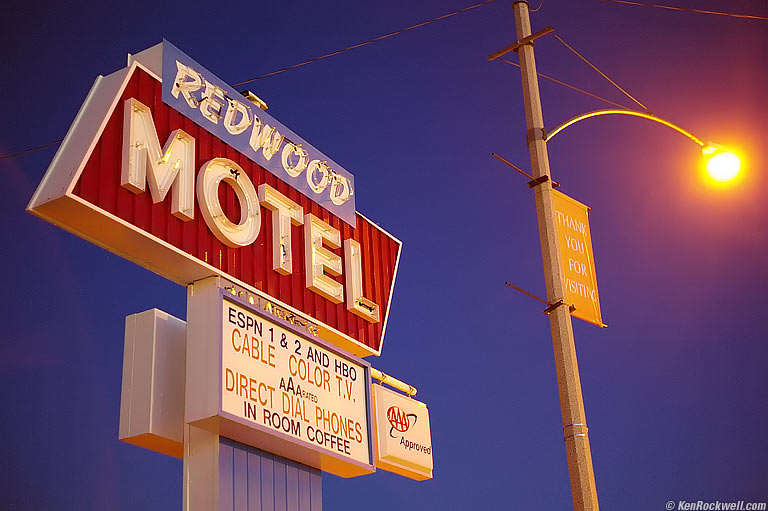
[546, 109, 742, 184]
[702, 145, 741, 183]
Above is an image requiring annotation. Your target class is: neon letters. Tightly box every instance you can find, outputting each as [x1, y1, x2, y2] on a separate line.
[122, 98, 379, 323]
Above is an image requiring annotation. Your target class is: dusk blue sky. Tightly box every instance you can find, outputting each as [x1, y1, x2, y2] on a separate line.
[1, 1, 767, 509]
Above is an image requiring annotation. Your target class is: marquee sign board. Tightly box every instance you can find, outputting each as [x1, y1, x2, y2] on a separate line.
[27, 41, 401, 357]
[186, 277, 374, 477]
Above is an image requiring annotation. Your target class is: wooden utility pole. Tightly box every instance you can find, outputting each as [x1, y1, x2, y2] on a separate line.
[511, 1, 599, 509]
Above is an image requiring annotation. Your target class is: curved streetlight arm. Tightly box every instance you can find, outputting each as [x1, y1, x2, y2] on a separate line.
[545, 109, 706, 147]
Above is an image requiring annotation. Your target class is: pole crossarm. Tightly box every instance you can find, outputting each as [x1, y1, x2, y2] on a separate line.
[545, 109, 706, 147]
[488, 25, 554, 61]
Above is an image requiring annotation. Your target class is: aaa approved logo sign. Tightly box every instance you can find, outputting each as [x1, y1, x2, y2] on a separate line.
[387, 406, 417, 434]
[373, 385, 433, 481]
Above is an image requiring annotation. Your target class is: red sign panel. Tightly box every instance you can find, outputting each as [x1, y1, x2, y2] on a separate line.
[28, 54, 400, 357]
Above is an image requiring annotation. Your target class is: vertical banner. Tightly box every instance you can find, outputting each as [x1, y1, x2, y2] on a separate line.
[552, 190, 604, 327]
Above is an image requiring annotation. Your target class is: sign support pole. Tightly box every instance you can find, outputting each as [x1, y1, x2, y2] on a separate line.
[511, 2, 599, 509]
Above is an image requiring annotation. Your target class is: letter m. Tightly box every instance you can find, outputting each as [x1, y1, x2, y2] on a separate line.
[121, 98, 196, 220]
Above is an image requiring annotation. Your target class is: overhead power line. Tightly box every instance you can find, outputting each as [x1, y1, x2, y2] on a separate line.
[7, 0, 765, 163]
[4, 59, 637, 162]
[3, 0, 659, 162]
[600, 0, 768, 21]
[0, 139, 63, 162]
[498, 58, 633, 110]
[233, 0, 500, 86]
[552, 33, 650, 113]
[3, 1, 501, 162]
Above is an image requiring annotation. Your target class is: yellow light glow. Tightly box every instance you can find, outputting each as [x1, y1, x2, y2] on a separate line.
[705, 151, 741, 182]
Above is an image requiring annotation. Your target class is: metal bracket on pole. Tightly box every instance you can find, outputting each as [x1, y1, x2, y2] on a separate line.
[492, 153, 559, 188]
[505, 282, 577, 316]
[563, 423, 589, 440]
[526, 127, 547, 146]
[542, 299, 576, 315]
[527, 175, 560, 189]
[528, 175, 550, 188]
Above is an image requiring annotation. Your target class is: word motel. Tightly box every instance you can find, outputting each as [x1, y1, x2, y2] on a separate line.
[123, 97, 379, 323]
